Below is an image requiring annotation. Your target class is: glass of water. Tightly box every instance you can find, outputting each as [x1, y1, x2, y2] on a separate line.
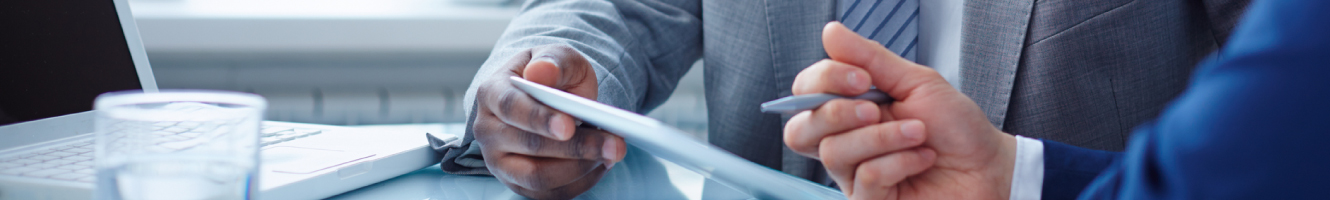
[93, 90, 266, 200]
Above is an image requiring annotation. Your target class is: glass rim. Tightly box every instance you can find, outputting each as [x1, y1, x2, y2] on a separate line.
[94, 89, 267, 110]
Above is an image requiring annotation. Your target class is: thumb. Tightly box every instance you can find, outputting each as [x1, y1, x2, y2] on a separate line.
[821, 22, 940, 102]
[522, 45, 598, 99]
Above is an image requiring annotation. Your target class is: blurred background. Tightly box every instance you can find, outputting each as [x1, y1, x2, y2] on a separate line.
[132, 0, 709, 140]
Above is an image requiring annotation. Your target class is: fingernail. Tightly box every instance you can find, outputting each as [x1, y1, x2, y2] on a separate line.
[533, 56, 558, 66]
[846, 71, 862, 88]
[901, 120, 925, 141]
[602, 138, 621, 161]
[549, 115, 571, 140]
[605, 161, 616, 170]
[855, 103, 876, 122]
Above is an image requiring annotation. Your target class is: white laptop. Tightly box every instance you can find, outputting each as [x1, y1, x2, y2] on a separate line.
[0, 0, 456, 199]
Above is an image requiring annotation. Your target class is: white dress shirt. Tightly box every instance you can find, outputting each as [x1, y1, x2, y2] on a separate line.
[1011, 136, 1045, 200]
[916, 0, 965, 89]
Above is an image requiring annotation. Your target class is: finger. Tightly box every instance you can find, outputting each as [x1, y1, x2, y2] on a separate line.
[522, 45, 599, 99]
[474, 48, 579, 141]
[474, 117, 626, 162]
[505, 164, 610, 200]
[848, 148, 936, 200]
[476, 80, 576, 140]
[822, 22, 948, 102]
[792, 59, 873, 95]
[784, 99, 881, 159]
[820, 120, 927, 192]
[488, 152, 603, 191]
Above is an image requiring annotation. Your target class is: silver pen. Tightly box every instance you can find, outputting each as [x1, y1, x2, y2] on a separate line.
[760, 90, 893, 115]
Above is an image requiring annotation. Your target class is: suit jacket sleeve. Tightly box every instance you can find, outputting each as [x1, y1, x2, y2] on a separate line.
[1044, 1, 1330, 199]
[1040, 139, 1120, 200]
[436, 0, 703, 175]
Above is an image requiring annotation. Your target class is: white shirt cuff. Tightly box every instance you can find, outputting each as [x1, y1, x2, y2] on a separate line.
[1009, 135, 1045, 200]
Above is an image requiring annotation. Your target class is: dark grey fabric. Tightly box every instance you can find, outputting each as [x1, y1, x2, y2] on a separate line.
[964, 0, 1250, 151]
[701, 0, 838, 186]
[435, 104, 488, 175]
[438, 0, 1251, 185]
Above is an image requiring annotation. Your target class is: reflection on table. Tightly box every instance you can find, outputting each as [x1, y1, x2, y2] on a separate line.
[328, 145, 762, 200]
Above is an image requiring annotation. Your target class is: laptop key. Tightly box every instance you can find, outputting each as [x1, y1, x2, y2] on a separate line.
[1, 167, 41, 175]
[177, 121, 202, 129]
[58, 165, 86, 170]
[23, 169, 71, 178]
[69, 155, 93, 161]
[29, 162, 60, 169]
[35, 149, 59, 155]
[13, 159, 41, 165]
[14, 158, 42, 164]
[48, 151, 76, 157]
[64, 147, 93, 153]
[50, 146, 76, 152]
[50, 173, 89, 181]
[29, 155, 58, 161]
[61, 143, 85, 149]
[49, 159, 79, 166]
[77, 176, 95, 183]
[179, 132, 203, 138]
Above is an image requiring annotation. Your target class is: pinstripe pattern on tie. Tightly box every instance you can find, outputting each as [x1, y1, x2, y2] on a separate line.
[838, 0, 919, 61]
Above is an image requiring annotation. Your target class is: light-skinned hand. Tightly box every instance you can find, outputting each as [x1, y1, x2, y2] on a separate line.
[472, 44, 627, 199]
[783, 22, 1019, 200]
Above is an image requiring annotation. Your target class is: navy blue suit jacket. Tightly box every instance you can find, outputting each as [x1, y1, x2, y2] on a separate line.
[1038, 1, 1330, 199]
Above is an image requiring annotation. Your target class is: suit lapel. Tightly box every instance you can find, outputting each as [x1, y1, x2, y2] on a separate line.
[765, 0, 836, 98]
[961, 0, 1035, 129]
[764, 0, 837, 182]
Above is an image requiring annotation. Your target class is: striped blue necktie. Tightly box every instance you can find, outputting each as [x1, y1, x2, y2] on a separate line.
[838, 0, 919, 61]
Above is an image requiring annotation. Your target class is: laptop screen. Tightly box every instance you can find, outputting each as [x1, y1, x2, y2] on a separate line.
[0, 0, 144, 126]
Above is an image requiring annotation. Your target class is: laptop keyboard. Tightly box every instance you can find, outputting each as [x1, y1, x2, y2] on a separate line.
[0, 140, 95, 182]
[0, 124, 324, 183]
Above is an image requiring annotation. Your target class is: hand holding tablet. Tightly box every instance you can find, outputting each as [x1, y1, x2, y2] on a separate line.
[509, 76, 846, 200]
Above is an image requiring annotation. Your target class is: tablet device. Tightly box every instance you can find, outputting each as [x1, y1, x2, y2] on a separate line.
[508, 76, 846, 199]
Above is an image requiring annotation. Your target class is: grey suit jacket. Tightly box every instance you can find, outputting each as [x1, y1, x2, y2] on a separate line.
[437, 0, 1250, 185]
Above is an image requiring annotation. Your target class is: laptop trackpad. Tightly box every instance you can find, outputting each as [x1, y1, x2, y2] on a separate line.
[263, 146, 375, 174]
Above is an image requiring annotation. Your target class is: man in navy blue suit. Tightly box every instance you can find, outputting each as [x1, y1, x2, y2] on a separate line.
[782, 0, 1330, 199]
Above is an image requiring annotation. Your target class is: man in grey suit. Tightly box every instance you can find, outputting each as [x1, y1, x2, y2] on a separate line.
[434, 0, 1248, 198]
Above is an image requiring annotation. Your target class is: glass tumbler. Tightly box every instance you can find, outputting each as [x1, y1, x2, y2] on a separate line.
[93, 90, 266, 200]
